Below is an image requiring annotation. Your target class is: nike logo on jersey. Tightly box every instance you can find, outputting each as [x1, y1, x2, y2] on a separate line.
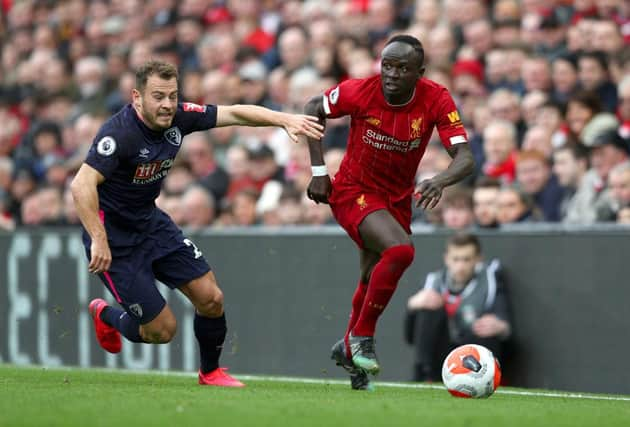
[138, 148, 150, 158]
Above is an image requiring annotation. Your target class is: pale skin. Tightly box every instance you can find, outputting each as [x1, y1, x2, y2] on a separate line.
[71, 74, 324, 343]
[406, 243, 510, 338]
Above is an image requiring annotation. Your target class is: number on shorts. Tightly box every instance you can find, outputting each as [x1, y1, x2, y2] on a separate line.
[183, 238, 203, 259]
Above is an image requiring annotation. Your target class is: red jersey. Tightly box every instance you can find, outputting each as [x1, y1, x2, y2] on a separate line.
[323, 76, 468, 202]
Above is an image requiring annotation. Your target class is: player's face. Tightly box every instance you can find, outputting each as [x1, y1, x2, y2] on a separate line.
[380, 42, 424, 103]
[444, 244, 479, 285]
[134, 75, 178, 131]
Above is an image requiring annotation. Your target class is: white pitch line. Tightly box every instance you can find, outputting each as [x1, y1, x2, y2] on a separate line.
[26, 366, 630, 402]
[236, 374, 630, 402]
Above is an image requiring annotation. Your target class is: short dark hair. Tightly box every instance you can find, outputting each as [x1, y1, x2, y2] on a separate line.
[567, 90, 603, 115]
[446, 232, 481, 254]
[135, 60, 179, 93]
[474, 176, 501, 190]
[554, 142, 589, 162]
[385, 34, 425, 65]
[578, 50, 609, 71]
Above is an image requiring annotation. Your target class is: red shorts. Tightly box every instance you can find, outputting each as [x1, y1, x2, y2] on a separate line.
[329, 178, 412, 249]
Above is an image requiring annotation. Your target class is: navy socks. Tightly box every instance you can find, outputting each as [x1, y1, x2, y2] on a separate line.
[194, 313, 227, 374]
[101, 306, 144, 343]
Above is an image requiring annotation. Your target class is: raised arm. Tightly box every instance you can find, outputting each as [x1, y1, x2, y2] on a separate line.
[302, 95, 331, 204]
[70, 163, 111, 273]
[415, 143, 475, 209]
[215, 104, 323, 143]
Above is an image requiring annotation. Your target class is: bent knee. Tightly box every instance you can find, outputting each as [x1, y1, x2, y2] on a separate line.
[141, 318, 177, 343]
[196, 288, 224, 317]
[384, 244, 415, 268]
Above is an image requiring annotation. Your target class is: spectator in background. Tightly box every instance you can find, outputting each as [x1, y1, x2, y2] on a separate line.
[181, 132, 229, 203]
[230, 187, 260, 226]
[552, 143, 594, 223]
[584, 126, 629, 194]
[180, 185, 216, 230]
[521, 90, 548, 129]
[592, 19, 625, 56]
[278, 26, 310, 74]
[618, 75, 630, 139]
[482, 120, 518, 184]
[515, 150, 564, 221]
[72, 56, 109, 118]
[487, 89, 525, 142]
[237, 60, 279, 111]
[522, 125, 553, 160]
[496, 185, 541, 225]
[440, 186, 475, 230]
[473, 176, 501, 228]
[617, 205, 630, 224]
[577, 51, 618, 112]
[551, 54, 579, 104]
[405, 232, 511, 382]
[520, 56, 553, 94]
[598, 161, 630, 222]
[566, 90, 603, 143]
[20, 185, 64, 226]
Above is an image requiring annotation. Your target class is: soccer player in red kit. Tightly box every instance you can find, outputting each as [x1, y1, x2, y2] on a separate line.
[303, 35, 475, 390]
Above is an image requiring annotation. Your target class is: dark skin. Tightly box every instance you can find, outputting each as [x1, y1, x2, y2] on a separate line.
[304, 41, 475, 279]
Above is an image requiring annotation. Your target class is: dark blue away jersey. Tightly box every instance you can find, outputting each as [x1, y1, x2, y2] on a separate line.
[84, 102, 217, 247]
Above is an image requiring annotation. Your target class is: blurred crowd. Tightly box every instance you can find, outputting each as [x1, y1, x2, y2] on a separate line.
[0, 0, 629, 231]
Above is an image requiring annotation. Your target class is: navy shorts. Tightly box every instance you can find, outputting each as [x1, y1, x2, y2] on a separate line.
[86, 221, 210, 324]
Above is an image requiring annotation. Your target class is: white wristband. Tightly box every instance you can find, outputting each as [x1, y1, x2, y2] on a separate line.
[311, 165, 328, 177]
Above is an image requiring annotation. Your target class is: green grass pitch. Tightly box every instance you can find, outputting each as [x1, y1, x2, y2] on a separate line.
[1, 365, 629, 427]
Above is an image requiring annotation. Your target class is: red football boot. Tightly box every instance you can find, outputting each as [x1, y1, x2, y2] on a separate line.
[88, 298, 122, 353]
[198, 368, 245, 387]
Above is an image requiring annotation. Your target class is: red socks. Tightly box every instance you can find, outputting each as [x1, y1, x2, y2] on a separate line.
[352, 245, 415, 337]
[344, 280, 368, 357]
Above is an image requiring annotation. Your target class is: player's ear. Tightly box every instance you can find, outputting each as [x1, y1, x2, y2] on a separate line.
[417, 66, 426, 79]
[131, 88, 141, 108]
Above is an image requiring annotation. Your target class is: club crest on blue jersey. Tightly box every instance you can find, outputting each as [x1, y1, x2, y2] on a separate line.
[164, 126, 182, 146]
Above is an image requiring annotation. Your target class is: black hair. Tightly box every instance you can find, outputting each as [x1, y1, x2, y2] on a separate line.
[578, 50, 609, 71]
[385, 34, 425, 65]
[555, 142, 590, 162]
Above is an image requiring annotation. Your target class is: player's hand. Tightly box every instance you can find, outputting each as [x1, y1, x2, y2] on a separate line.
[407, 289, 443, 310]
[281, 113, 324, 143]
[472, 314, 509, 338]
[307, 175, 332, 204]
[89, 237, 112, 274]
[414, 178, 445, 209]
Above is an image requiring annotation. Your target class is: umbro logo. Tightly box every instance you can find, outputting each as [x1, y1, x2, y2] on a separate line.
[139, 148, 150, 158]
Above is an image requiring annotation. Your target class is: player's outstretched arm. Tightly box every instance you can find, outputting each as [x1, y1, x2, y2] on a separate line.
[215, 104, 323, 143]
[415, 143, 475, 209]
[302, 95, 331, 204]
[70, 164, 111, 274]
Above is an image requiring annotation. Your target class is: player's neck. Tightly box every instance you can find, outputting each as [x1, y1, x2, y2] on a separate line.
[383, 88, 416, 107]
[132, 104, 160, 132]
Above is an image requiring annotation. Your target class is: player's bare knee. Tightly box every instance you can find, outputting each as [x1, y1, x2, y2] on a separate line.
[141, 317, 177, 343]
[196, 288, 224, 317]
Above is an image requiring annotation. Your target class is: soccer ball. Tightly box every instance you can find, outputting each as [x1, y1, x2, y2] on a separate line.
[441, 344, 501, 398]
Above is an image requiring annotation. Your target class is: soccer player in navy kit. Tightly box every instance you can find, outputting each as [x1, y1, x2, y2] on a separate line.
[71, 61, 323, 387]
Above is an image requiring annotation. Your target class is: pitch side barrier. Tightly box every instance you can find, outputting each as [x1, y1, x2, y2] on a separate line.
[0, 225, 628, 394]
